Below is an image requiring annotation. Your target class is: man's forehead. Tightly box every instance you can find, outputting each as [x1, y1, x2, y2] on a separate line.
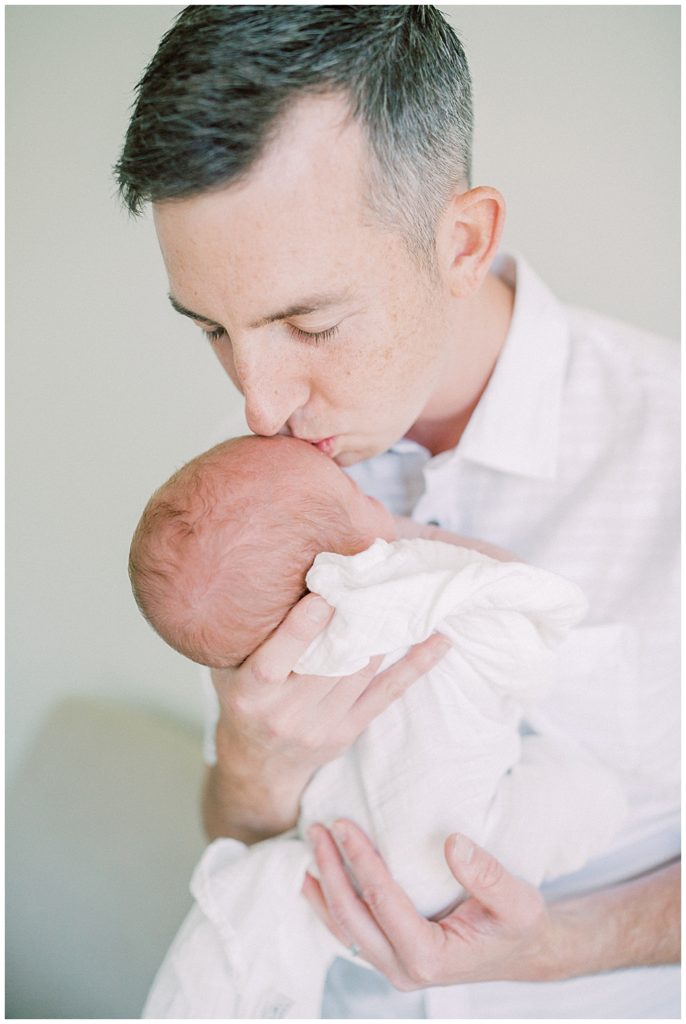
[153, 95, 385, 321]
[274, 90, 360, 149]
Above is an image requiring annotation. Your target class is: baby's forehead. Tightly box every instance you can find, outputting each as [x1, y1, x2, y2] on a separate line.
[208, 436, 348, 492]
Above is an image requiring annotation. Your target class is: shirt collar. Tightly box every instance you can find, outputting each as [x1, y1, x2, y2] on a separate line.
[388, 253, 570, 480]
[457, 253, 570, 480]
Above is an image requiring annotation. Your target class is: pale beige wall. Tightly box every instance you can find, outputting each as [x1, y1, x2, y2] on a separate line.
[7, 4, 679, 779]
[441, 5, 680, 337]
[7, 5, 216, 786]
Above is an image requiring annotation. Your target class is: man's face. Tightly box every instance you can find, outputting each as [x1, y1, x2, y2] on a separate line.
[154, 94, 456, 466]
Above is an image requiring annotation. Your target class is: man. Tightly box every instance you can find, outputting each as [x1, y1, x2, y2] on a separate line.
[116, 6, 679, 1018]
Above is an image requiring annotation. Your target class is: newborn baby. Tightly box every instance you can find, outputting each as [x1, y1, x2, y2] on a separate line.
[130, 435, 627, 1019]
[129, 434, 397, 670]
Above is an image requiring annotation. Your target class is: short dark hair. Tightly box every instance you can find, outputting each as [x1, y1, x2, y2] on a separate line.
[115, 5, 473, 263]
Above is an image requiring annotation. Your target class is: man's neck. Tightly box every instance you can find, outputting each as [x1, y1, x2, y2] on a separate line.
[405, 270, 514, 457]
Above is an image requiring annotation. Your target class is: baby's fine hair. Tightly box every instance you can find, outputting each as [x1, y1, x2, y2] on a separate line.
[129, 436, 372, 667]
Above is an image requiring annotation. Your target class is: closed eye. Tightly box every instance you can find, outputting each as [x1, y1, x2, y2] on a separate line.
[287, 323, 340, 345]
[198, 322, 339, 345]
[200, 326, 226, 344]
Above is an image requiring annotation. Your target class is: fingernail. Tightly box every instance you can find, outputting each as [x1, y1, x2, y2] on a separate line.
[452, 833, 474, 863]
[306, 597, 332, 622]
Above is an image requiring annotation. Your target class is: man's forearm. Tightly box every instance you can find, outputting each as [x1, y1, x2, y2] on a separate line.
[202, 764, 299, 844]
[544, 860, 680, 980]
[201, 726, 312, 844]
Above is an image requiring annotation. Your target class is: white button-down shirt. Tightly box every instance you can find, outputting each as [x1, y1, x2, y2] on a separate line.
[336, 252, 680, 1018]
[203, 254, 680, 1017]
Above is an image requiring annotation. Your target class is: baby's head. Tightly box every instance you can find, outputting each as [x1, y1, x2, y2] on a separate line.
[129, 435, 395, 667]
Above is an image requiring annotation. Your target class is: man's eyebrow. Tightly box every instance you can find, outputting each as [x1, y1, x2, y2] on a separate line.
[168, 295, 219, 326]
[168, 289, 354, 329]
[248, 292, 353, 328]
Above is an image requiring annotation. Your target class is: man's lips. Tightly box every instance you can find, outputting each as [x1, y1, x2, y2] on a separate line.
[279, 428, 338, 457]
[311, 436, 336, 456]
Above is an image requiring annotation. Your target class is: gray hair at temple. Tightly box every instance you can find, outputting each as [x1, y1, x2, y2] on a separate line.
[115, 5, 473, 267]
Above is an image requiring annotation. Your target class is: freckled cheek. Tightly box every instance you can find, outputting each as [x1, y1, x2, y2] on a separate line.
[324, 331, 396, 405]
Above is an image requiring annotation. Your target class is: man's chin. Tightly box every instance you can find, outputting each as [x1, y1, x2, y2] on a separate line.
[332, 452, 358, 468]
[334, 445, 384, 468]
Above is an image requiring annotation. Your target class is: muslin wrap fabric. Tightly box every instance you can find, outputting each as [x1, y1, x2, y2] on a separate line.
[143, 539, 627, 1019]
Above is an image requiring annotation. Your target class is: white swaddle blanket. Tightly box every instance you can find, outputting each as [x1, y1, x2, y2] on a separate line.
[143, 539, 627, 1019]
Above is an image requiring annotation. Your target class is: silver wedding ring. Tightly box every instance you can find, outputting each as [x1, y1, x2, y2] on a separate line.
[349, 942, 361, 957]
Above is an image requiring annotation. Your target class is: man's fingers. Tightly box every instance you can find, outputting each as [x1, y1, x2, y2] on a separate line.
[246, 593, 334, 687]
[308, 824, 397, 971]
[445, 833, 543, 925]
[302, 872, 349, 946]
[351, 633, 451, 727]
[319, 654, 385, 714]
[331, 819, 437, 962]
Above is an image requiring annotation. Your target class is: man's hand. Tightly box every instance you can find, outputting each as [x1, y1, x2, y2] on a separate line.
[303, 819, 680, 989]
[303, 819, 550, 989]
[203, 595, 451, 843]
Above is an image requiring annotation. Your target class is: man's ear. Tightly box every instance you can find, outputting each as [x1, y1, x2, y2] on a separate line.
[435, 186, 506, 299]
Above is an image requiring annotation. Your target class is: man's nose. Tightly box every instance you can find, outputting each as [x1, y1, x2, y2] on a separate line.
[234, 342, 309, 437]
